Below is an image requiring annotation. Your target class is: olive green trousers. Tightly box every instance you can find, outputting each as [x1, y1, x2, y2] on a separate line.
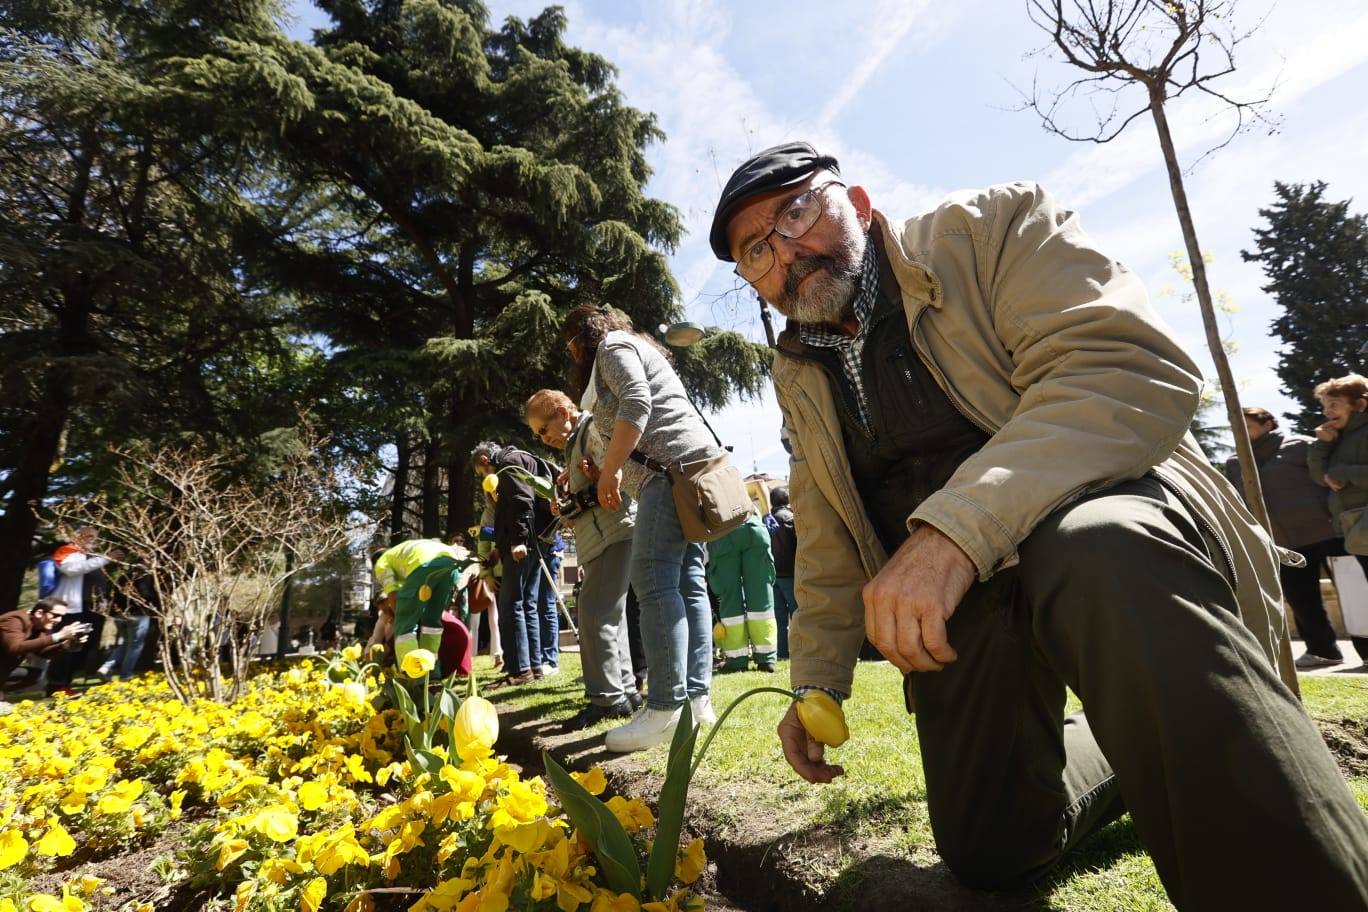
[911, 475, 1368, 909]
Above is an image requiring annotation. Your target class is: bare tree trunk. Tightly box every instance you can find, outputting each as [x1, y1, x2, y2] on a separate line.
[390, 436, 411, 544]
[422, 439, 441, 538]
[0, 377, 69, 610]
[1149, 91, 1297, 694]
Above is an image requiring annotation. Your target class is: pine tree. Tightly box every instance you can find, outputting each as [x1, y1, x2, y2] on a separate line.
[250, 2, 770, 537]
[1242, 181, 1368, 433]
[0, 0, 318, 609]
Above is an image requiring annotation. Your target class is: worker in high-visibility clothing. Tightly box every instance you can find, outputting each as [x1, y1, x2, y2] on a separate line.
[372, 539, 478, 670]
[706, 513, 778, 672]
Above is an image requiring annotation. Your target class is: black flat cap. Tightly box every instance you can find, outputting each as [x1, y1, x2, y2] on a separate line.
[709, 141, 840, 261]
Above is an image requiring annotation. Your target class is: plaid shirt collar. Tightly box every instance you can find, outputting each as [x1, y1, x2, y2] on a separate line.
[797, 238, 881, 431]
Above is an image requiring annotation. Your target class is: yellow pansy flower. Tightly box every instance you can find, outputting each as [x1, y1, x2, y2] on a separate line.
[342, 643, 363, 662]
[489, 779, 547, 829]
[298, 780, 328, 812]
[674, 838, 706, 885]
[569, 768, 607, 796]
[215, 837, 250, 871]
[25, 893, 84, 912]
[401, 649, 437, 679]
[0, 829, 28, 869]
[77, 875, 102, 895]
[300, 876, 327, 912]
[604, 796, 653, 833]
[259, 857, 304, 885]
[95, 779, 144, 815]
[35, 818, 75, 857]
[251, 806, 299, 843]
[589, 890, 641, 912]
[169, 789, 187, 818]
[57, 791, 86, 816]
[113, 725, 153, 752]
[495, 819, 552, 854]
[68, 768, 108, 795]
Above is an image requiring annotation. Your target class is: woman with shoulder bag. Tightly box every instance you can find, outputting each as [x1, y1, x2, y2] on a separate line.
[560, 304, 718, 752]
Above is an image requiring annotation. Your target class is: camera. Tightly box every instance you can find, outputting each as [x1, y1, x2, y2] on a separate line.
[557, 484, 600, 520]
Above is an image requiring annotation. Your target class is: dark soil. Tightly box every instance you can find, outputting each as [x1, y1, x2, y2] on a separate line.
[1316, 717, 1368, 778]
[495, 696, 1048, 912]
[24, 813, 213, 911]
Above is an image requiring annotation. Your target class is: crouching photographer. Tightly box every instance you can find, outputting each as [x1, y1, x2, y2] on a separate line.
[1, 597, 92, 713]
[525, 389, 641, 728]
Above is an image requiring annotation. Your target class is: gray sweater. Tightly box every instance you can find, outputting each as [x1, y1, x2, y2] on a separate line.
[592, 332, 719, 498]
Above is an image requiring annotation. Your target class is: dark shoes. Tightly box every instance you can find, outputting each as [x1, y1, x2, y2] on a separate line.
[489, 669, 538, 689]
[755, 660, 776, 673]
[562, 699, 635, 731]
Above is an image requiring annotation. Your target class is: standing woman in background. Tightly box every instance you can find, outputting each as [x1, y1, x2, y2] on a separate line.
[560, 304, 718, 752]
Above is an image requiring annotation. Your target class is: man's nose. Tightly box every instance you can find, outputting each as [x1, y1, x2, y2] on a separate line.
[771, 233, 803, 268]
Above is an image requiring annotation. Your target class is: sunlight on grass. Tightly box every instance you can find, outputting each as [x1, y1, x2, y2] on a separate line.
[501, 651, 1367, 910]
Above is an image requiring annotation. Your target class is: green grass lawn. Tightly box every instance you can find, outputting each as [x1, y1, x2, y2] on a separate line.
[487, 651, 1368, 911]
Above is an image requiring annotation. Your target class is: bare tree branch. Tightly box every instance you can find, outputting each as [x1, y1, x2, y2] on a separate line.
[48, 430, 356, 703]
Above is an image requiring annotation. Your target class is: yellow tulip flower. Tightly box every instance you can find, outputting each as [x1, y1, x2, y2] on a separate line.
[482, 473, 500, 493]
[453, 697, 499, 760]
[402, 649, 437, 679]
[795, 690, 849, 748]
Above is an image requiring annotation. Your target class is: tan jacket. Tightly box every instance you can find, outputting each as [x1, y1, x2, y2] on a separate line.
[774, 182, 1288, 697]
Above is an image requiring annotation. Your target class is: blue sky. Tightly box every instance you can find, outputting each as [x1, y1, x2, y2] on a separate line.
[285, 0, 1368, 479]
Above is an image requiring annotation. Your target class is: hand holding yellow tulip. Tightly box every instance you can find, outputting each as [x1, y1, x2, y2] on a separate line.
[795, 690, 849, 747]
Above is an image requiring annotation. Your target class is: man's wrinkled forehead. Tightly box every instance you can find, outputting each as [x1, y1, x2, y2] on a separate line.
[725, 174, 821, 258]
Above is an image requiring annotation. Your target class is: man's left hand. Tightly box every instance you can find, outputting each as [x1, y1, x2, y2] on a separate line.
[862, 524, 976, 673]
[511, 544, 528, 562]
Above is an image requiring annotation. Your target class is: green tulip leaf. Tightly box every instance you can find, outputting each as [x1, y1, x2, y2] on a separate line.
[646, 699, 697, 899]
[543, 751, 641, 900]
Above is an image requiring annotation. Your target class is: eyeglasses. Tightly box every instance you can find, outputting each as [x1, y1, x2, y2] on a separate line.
[734, 180, 846, 283]
[532, 411, 558, 443]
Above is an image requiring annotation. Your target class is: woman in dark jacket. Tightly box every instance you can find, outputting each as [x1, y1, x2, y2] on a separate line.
[1227, 406, 1365, 668]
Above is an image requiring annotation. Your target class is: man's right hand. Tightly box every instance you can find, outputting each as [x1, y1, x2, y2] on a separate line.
[778, 702, 845, 784]
[1316, 422, 1340, 443]
[511, 544, 528, 562]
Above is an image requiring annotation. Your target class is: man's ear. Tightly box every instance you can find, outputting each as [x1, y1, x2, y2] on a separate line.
[848, 185, 873, 229]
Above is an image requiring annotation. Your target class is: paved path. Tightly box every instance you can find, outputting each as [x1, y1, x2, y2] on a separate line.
[1296, 638, 1368, 676]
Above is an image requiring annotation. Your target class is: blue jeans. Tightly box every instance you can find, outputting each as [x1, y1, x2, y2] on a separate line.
[498, 543, 542, 675]
[107, 615, 151, 679]
[773, 575, 796, 660]
[630, 476, 711, 710]
[537, 551, 562, 668]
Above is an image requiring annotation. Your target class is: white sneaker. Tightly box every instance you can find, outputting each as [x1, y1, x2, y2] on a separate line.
[541, 664, 560, 677]
[604, 705, 681, 752]
[689, 694, 717, 726]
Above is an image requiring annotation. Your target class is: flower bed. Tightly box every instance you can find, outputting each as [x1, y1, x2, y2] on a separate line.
[0, 653, 707, 912]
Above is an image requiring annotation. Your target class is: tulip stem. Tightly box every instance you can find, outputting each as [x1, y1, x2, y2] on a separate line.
[688, 686, 799, 781]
